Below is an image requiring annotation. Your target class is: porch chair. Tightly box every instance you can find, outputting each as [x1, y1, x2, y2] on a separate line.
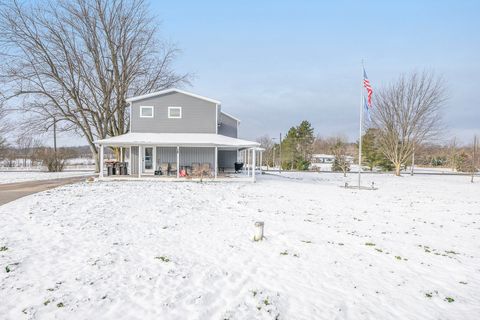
[160, 162, 169, 175]
[191, 163, 201, 177]
[169, 162, 177, 176]
[201, 163, 211, 177]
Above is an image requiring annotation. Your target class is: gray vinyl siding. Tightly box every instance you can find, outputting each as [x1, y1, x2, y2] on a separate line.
[218, 150, 237, 169]
[218, 113, 238, 138]
[156, 147, 176, 169]
[131, 92, 217, 133]
[180, 147, 215, 170]
[131, 146, 139, 176]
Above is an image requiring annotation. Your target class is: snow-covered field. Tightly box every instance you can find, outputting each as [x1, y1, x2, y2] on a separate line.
[0, 173, 479, 319]
[0, 171, 94, 184]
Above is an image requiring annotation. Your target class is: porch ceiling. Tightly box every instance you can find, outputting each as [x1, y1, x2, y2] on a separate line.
[94, 132, 260, 148]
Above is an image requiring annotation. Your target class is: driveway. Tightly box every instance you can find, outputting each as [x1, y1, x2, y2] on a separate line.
[0, 175, 94, 206]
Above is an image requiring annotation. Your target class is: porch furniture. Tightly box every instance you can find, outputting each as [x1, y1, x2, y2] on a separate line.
[169, 162, 177, 176]
[201, 163, 211, 176]
[234, 162, 244, 173]
[160, 162, 169, 175]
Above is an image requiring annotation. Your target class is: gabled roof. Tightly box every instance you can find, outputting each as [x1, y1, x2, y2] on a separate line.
[94, 132, 260, 148]
[126, 88, 221, 104]
[220, 111, 241, 123]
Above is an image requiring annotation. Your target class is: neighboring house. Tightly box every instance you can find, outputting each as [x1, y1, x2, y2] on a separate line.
[310, 154, 354, 171]
[95, 89, 262, 181]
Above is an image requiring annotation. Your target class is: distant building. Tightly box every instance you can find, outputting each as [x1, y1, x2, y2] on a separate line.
[310, 154, 354, 171]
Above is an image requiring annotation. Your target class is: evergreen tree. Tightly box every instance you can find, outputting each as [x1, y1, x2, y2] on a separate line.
[360, 128, 392, 171]
[280, 120, 315, 170]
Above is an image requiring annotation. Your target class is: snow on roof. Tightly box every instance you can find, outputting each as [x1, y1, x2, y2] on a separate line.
[94, 132, 260, 148]
[125, 88, 221, 105]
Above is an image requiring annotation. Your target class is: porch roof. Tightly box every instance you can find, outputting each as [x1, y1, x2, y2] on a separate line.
[94, 132, 261, 148]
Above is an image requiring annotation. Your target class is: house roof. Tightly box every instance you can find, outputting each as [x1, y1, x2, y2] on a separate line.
[220, 111, 241, 123]
[94, 133, 260, 148]
[125, 88, 221, 105]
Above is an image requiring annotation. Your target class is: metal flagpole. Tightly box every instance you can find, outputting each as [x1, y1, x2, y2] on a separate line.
[358, 66, 364, 189]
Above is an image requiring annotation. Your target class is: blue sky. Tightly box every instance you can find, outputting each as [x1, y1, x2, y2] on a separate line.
[56, 0, 479, 145]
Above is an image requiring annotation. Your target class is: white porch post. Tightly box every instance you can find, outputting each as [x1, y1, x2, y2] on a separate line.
[247, 149, 250, 176]
[214, 147, 218, 179]
[252, 148, 256, 182]
[138, 145, 142, 177]
[99, 144, 104, 178]
[259, 150, 263, 173]
[176, 146, 180, 178]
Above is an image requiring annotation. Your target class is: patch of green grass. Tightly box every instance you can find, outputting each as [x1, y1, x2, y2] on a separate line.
[425, 293, 432, 298]
[280, 251, 288, 256]
[43, 300, 51, 306]
[365, 242, 376, 246]
[252, 290, 257, 297]
[0, 246, 8, 252]
[395, 256, 402, 260]
[445, 297, 454, 303]
[57, 302, 64, 308]
[263, 299, 270, 306]
[301, 240, 312, 244]
[154, 256, 170, 262]
[5, 266, 10, 273]
[375, 248, 383, 253]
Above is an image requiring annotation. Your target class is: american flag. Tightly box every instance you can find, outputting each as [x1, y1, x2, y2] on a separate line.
[363, 68, 373, 107]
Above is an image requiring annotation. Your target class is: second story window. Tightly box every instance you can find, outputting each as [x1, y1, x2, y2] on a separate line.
[140, 106, 154, 118]
[168, 106, 182, 119]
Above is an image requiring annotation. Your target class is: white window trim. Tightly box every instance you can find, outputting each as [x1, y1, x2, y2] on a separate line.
[140, 106, 154, 118]
[168, 106, 182, 119]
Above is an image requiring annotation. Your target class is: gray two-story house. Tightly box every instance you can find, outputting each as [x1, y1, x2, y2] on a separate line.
[95, 89, 262, 181]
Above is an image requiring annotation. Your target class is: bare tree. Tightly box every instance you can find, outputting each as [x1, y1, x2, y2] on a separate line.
[15, 133, 34, 167]
[256, 135, 274, 168]
[330, 136, 350, 177]
[372, 71, 446, 176]
[0, 0, 190, 171]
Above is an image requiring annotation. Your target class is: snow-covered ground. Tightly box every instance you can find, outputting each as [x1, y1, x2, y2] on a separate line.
[0, 173, 479, 319]
[0, 171, 94, 184]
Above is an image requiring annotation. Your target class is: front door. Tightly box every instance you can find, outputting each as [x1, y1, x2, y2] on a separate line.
[143, 146, 154, 173]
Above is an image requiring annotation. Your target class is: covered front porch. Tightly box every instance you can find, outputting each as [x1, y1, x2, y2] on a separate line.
[94, 133, 263, 182]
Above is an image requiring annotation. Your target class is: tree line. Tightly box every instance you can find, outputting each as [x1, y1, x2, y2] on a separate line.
[257, 72, 478, 176]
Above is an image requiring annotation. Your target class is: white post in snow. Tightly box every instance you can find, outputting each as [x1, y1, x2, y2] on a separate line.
[254, 221, 264, 241]
[176, 146, 180, 178]
[252, 148, 256, 182]
[138, 145, 142, 177]
[99, 144, 104, 178]
[214, 146, 218, 179]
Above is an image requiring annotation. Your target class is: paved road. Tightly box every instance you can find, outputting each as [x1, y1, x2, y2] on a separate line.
[0, 175, 94, 206]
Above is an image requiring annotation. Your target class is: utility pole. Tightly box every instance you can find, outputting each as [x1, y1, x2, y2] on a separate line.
[279, 133, 282, 174]
[472, 135, 477, 183]
[410, 145, 415, 176]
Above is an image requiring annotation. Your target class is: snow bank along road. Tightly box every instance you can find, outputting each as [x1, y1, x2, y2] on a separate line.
[0, 173, 479, 319]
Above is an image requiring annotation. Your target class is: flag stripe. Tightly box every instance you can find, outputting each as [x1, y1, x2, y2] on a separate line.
[363, 69, 373, 107]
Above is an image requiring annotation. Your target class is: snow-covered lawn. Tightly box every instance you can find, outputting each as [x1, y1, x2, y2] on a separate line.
[0, 171, 94, 184]
[0, 173, 479, 319]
